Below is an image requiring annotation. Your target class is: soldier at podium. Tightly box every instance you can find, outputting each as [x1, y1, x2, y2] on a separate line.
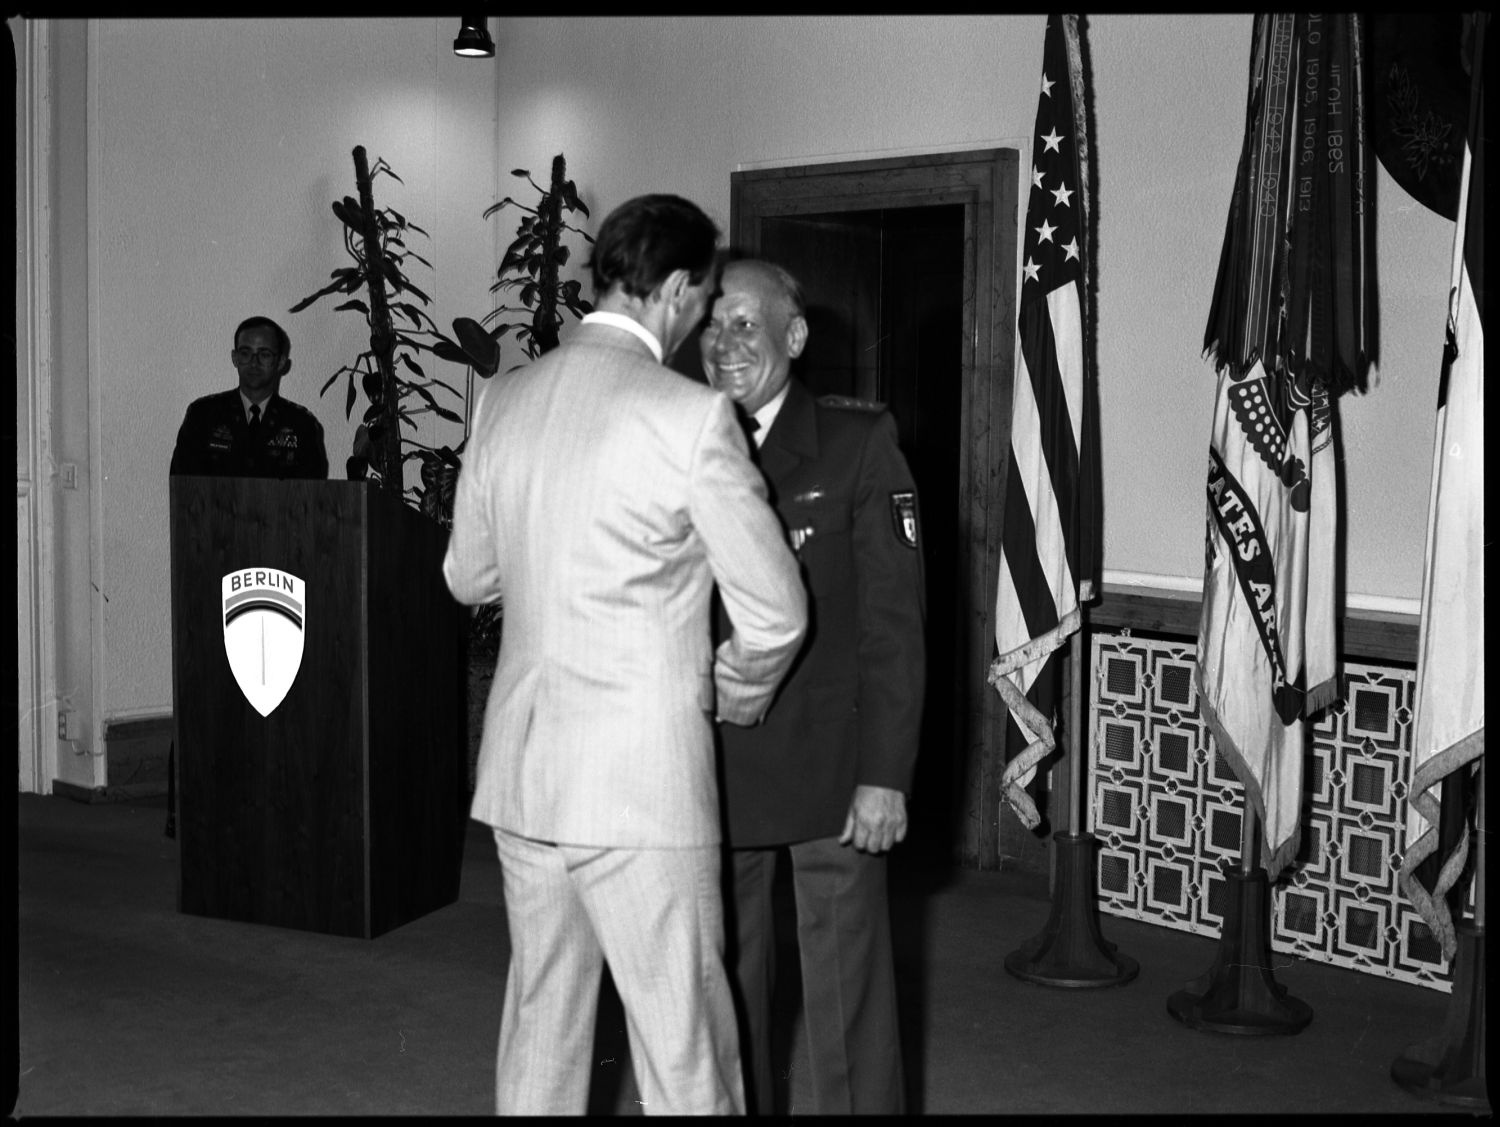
[169, 315, 328, 479]
[164, 315, 327, 842]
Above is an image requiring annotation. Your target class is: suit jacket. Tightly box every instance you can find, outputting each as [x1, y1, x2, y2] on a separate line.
[168, 389, 328, 479]
[444, 322, 807, 849]
[720, 379, 926, 848]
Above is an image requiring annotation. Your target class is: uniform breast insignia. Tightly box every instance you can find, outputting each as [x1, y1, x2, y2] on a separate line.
[269, 432, 299, 448]
[789, 527, 815, 552]
[817, 394, 884, 412]
[890, 491, 919, 549]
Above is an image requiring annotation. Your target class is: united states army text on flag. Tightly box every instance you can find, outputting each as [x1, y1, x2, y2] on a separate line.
[989, 13, 1098, 830]
[1399, 11, 1485, 962]
[1197, 14, 1367, 879]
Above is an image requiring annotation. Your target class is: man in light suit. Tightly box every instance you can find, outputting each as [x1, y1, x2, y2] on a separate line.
[702, 259, 925, 1114]
[444, 196, 807, 1116]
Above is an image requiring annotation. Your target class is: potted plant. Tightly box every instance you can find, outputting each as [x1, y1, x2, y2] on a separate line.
[289, 145, 502, 519]
[484, 153, 596, 360]
[292, 148, 595, 785]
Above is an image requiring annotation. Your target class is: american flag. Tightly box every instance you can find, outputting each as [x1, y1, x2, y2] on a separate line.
[990, 13, 1098, 830]
[1399, 11, 1486, 962]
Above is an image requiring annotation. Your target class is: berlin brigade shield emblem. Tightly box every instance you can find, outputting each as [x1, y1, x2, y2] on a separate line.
[890, 491, 919, 549]
[221, 569, 305, 717]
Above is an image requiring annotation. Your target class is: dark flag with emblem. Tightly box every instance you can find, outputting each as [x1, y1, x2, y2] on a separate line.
[1197, 14, 1370, 879]
[1399, 11, 1485, 962]
[990, 13, 1098, 830]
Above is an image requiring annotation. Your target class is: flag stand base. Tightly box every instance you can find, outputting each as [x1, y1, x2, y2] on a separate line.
[1004, 832, 1139, 988]
[1167, 869, 1312, 1034]
[1390, 921, 1488, 1110]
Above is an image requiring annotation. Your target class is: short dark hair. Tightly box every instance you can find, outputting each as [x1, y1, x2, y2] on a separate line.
[588, 195, 720, 300]
[234, 316, 290, 357]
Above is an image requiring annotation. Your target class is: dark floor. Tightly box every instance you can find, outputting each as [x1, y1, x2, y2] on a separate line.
[13, 793, 1476, 1116]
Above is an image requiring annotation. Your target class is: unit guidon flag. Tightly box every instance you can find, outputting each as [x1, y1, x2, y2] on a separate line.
[1197, 14, 1370, 878]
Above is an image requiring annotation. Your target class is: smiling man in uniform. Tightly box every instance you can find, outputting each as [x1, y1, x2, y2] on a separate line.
[701, 257, 926, 1115]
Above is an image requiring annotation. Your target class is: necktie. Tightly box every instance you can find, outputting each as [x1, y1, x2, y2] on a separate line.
[740, 412, 760, 442]
[247, 404, 263, 442]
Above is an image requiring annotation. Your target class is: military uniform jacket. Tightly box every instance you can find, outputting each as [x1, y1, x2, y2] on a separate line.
[720, 378, 926, 848]
[169, 389, 328, 479]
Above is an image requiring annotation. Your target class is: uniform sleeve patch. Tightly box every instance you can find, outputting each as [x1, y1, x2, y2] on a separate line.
[890, 491, 918, 549]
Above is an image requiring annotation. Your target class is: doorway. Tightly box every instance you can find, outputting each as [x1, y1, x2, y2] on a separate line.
[756, 205, 966, 862]
[730, 150, 1020, 867]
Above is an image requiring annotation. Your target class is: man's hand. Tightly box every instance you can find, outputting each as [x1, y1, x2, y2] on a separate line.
[837, 785, 908, 854]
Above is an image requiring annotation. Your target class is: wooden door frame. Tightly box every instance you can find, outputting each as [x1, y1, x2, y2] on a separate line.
[731, 149, 1019, 867]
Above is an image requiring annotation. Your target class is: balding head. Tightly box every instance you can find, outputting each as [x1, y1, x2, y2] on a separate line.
[699, 259, 809, 415]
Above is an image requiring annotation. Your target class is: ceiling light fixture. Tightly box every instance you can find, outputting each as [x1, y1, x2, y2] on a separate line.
[453, 17, 495, 59]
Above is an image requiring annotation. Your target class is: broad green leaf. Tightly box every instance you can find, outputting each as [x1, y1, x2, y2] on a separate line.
[289, 274, 354, 312]
[331, 199, 363, 231]
[429, 340, 471, 366]
[400, 353, 427, 380]
[334, 298, 370, 315]
[402, 278, 431, 305]
[397, 302, 434, 330]
[510, 168, 530, 177]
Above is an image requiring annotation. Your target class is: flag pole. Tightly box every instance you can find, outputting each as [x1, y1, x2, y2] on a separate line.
[1166, 796, 1313, 1034]
[996, 13, 1137, 991]
[1003, 616, 1139, 988]
[1067, 635, 1083, 837]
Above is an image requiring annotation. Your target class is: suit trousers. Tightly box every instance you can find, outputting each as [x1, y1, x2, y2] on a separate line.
[491, 828, 744, 1115]
[726, 837, 905, 1115]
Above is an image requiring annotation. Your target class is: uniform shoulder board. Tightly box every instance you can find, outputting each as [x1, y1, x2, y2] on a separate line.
[281, 398, 317, 420]
[282, 399, 325, 431]
[817, 394, 884, 413]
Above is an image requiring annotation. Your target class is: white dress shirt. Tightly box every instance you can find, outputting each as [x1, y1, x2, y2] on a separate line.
[749, 384, 790, 447]
[580, 311, 664, 364]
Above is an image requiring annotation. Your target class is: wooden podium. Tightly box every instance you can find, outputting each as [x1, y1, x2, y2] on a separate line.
[169, 477, 469, 938]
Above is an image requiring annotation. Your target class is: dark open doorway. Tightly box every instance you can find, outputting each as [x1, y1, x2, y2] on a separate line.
[731, 150, 1020, 867]
[756, 205, 966, 863]
[725, 152, 1019, 1115]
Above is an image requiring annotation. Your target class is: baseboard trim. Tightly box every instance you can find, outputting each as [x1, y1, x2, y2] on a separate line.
[104, 714, 173, 792]
[53, 778, 169, 804]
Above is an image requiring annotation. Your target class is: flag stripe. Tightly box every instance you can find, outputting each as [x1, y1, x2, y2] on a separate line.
[1001, 447, 1062, 645]
[1020, 294, 1083, 571]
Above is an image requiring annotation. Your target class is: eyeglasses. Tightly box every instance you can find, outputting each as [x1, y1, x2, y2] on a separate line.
[233, 347, 279, 364]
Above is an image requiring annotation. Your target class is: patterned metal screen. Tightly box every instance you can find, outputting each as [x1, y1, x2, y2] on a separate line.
[1086, 630, 1462, 993]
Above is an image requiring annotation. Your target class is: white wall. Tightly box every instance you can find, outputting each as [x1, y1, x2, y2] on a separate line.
[490, 14, 1450, 607]
[41, 15, 1455, 762]
[82, 18, 498, 744]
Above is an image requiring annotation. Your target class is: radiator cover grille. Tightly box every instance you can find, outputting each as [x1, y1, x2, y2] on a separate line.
[1087, 631, 1461, 993]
